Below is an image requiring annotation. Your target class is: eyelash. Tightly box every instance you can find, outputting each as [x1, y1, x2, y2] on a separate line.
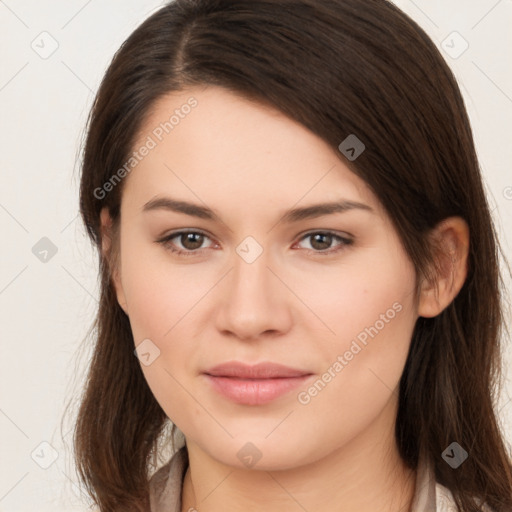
[156, 229, 354, 257]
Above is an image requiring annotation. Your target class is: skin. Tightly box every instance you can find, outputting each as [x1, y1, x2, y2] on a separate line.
[100, 85, 469, 512]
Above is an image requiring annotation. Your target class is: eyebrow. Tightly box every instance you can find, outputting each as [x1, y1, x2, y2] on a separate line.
[142, 196, 374, 223]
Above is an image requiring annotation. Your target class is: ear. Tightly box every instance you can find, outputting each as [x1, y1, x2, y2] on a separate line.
[100, 207, 129, 315]
[418, 216, 469, 318]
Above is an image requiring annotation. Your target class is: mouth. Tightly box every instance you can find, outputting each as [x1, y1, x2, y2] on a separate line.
[203, 361, 314, 405]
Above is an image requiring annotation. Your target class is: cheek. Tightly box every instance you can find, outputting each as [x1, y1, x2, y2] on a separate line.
[284, 248, 416, 346]
[293, 285, 416, 454]
[120, 235, 200, 342]
[119, 236, 215, 381]
[120, 249, 203, 424]
[290, 249, 417, 404]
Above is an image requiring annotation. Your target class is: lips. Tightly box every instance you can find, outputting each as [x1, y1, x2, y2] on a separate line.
[203, 361, 314, 405]
[204, 361, 311, 379]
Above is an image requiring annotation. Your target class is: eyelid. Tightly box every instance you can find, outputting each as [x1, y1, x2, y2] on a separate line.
[295, 228, 354, 242]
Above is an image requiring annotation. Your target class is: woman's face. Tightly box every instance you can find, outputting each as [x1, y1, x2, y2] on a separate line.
[105, 85, 421, 470]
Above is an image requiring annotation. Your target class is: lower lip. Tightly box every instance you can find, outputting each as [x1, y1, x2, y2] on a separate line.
[203, 374, 313, 405]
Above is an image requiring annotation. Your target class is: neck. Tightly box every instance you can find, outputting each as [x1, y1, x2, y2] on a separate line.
[181, 396, 416, 512]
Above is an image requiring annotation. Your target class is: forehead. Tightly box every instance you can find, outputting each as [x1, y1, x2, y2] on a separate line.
[122, 85, 380, 219]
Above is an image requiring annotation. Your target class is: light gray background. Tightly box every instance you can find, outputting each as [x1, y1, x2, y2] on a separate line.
[1, 1, 511, 510]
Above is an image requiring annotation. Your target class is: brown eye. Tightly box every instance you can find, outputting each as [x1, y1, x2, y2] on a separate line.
[310, 233, 333, 251]
[179, 232, 205, 250]
[296, 231, 353, 255]
[156, 230, 214, 256]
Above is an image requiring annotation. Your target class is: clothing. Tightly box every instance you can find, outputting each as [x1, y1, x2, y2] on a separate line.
[148, 445, 487, 512]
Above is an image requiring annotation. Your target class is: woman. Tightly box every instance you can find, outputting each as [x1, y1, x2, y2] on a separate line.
[73, 0, 512, 511]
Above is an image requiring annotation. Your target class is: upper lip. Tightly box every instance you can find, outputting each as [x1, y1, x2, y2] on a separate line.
[204, 361, 312, 379]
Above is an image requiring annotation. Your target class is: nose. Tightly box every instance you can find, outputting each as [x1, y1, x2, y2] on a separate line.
[214, 246, 293, 341]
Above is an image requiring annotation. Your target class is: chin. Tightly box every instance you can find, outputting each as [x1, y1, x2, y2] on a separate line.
[199, 435, 314, 471]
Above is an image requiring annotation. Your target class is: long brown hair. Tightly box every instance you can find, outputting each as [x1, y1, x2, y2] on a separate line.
[71, 0, 512, 510]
